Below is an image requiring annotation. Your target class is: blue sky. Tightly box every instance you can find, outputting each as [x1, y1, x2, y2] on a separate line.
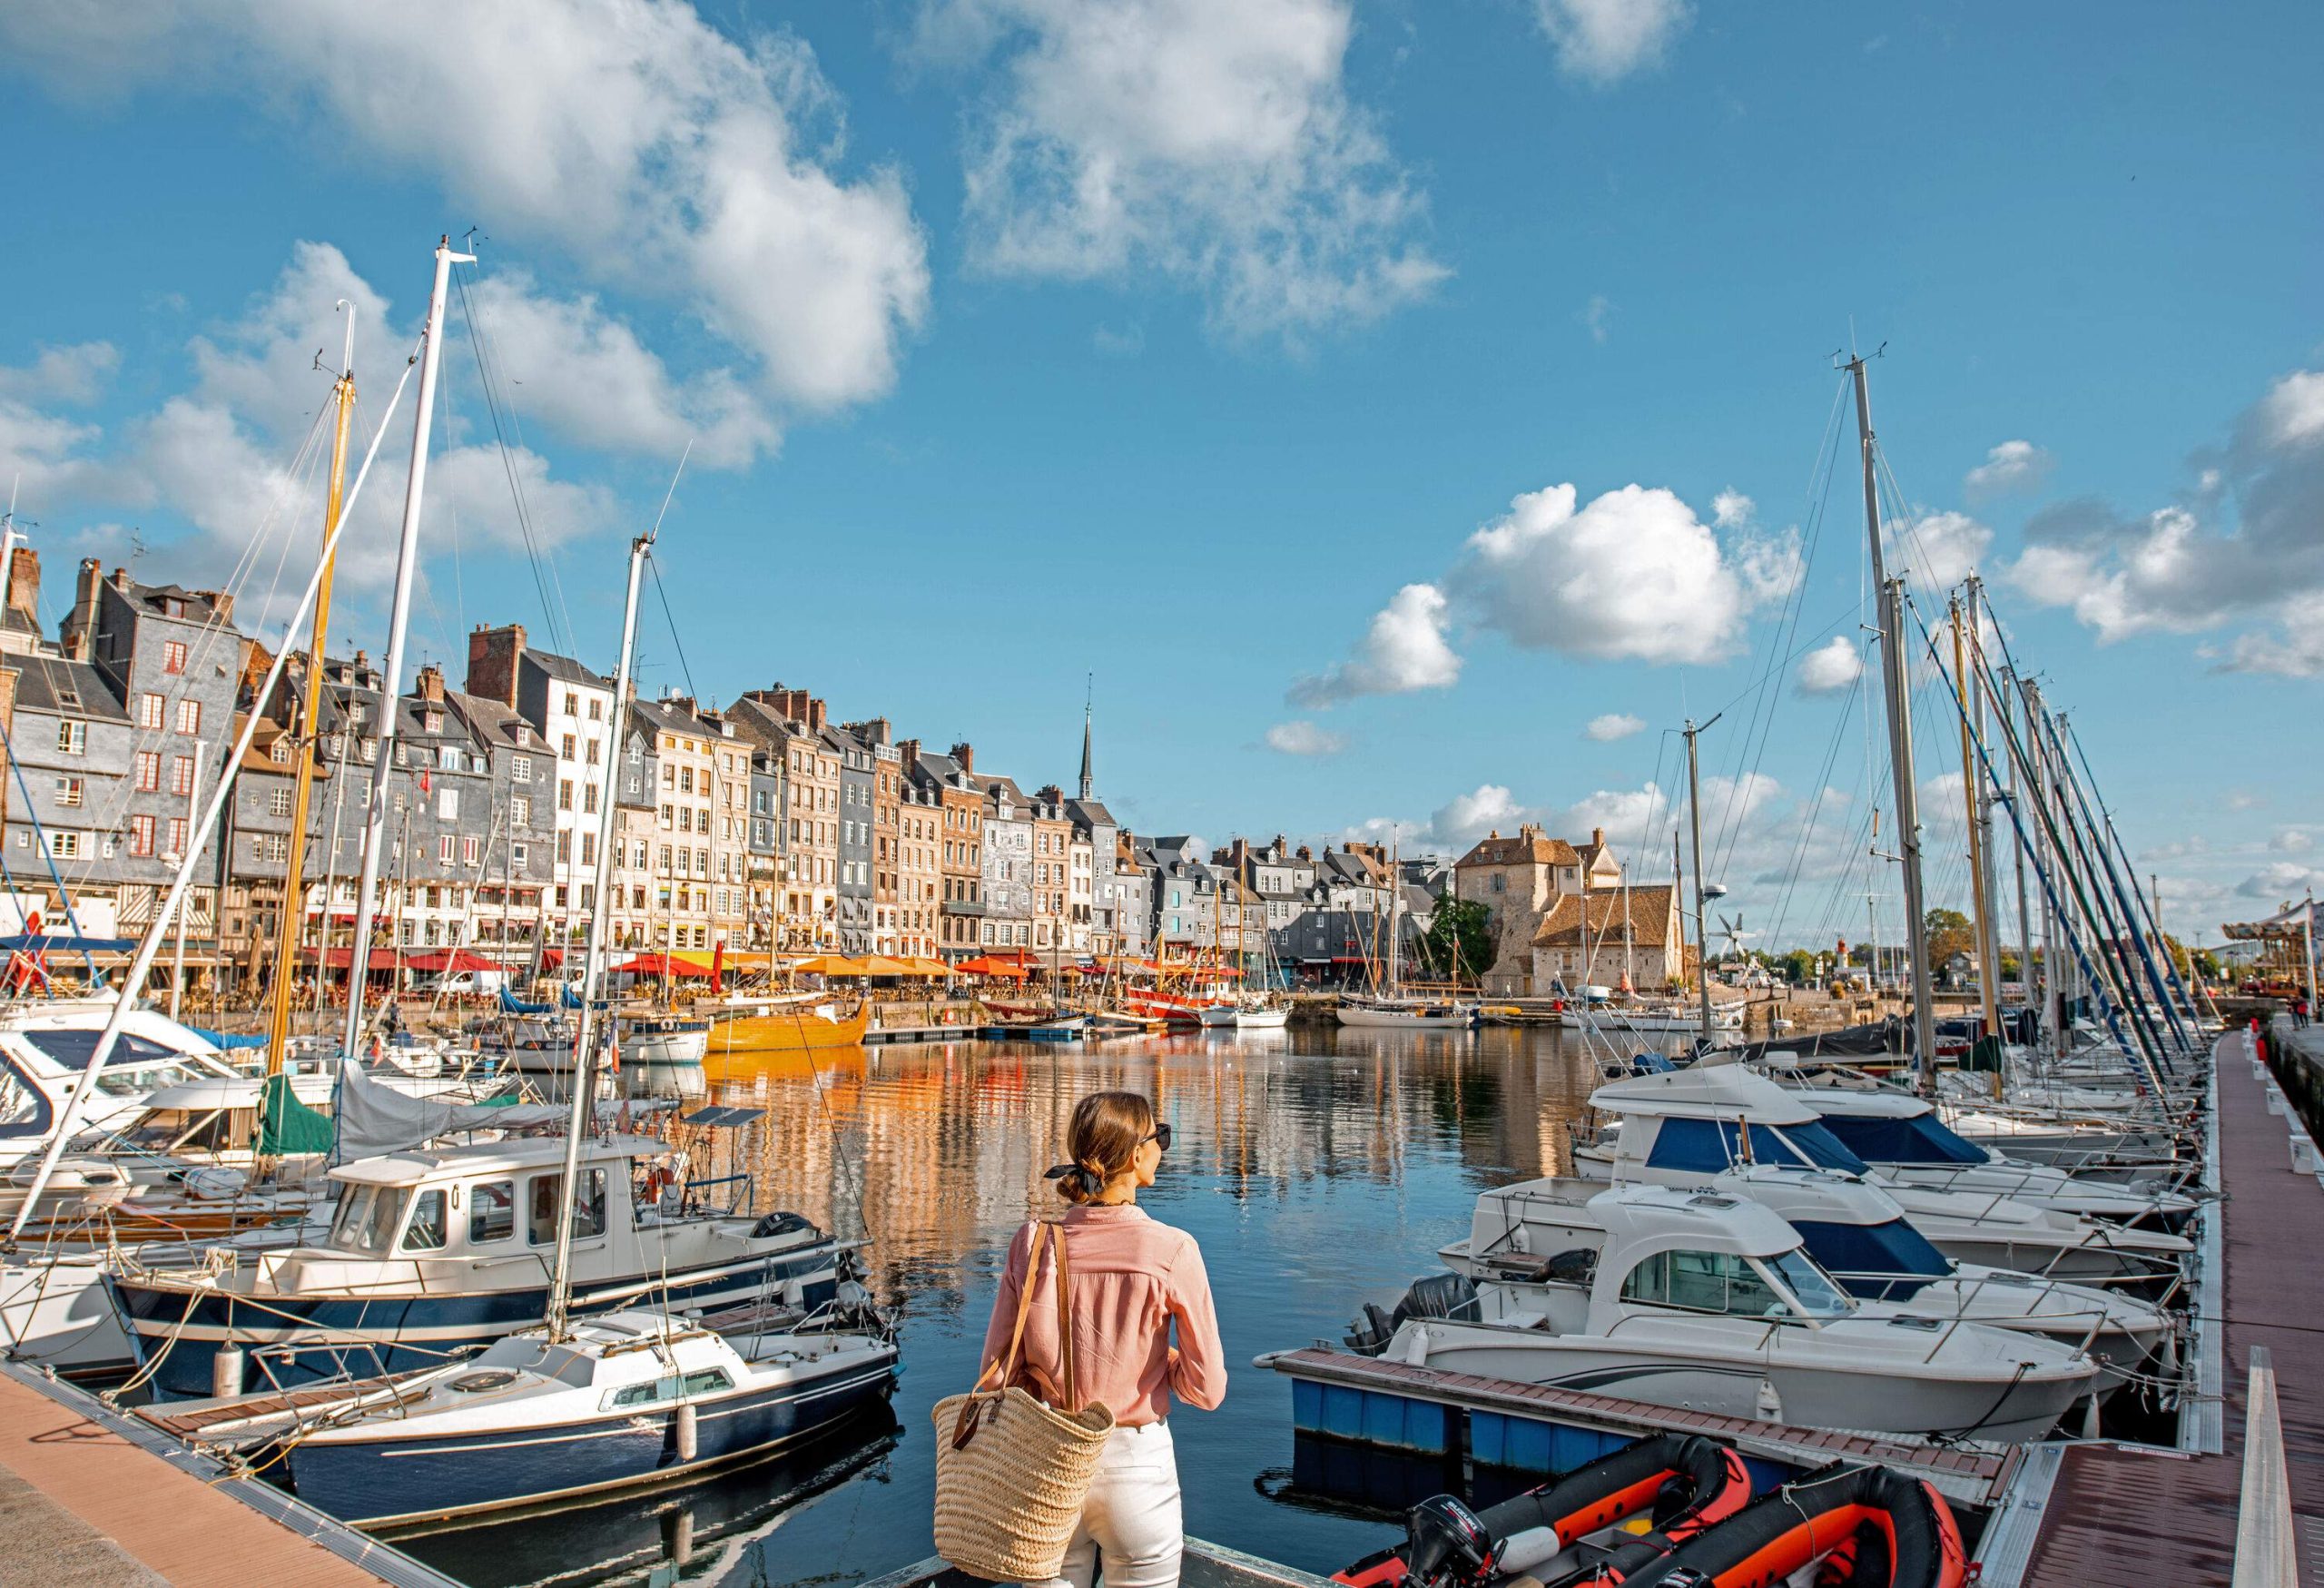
[1, 0, 2317, 951]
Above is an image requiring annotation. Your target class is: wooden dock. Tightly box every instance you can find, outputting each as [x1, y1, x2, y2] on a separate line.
[0, 1360, 458, 1587]
[1980, 1025, 2319, 1585]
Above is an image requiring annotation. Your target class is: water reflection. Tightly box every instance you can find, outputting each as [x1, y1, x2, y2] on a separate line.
[427, 1026, 1608, 1588]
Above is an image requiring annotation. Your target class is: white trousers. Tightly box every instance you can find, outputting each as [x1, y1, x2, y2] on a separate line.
[1028, 1420, 1184, 1588]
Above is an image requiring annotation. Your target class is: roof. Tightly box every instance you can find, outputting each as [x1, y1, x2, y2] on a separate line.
[1587, 1062, 1818, 1125]
[1590, 1184, 1803, 1259]
[329, 1131, 670, 1187]
[1456, 830, 1581, 869]
[526, 647, 611, 690]
[1531, 884, 1679, 948]
[444, 689, 537, 752]
[123, 580, 236, 630]
[5, 656, 127, 721]
[1065, 797, 1117, 830]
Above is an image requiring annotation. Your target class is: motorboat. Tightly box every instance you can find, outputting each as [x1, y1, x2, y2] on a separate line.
[1559, 999, 1745, 1037]
[1443, 1170, 2168, 1395]
[1768, 1076, 2198, 1229]
[106, 1132, 855, 1398]
[1574, 1066, 2191, 1287]
[1336, 996, 1481, 1031]
[145, 1306, 899, 1527]
[1197, 1000, 1291, 1031]
[1347, 1184, 2096, 1444]
[0, 998, 242, 1154]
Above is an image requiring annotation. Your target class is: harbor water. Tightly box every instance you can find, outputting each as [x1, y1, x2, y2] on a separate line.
[391, 1025, 1620, 1587]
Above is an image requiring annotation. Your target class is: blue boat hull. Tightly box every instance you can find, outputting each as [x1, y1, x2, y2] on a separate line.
[110, 1248, 839, 1400]
[281, 1355, 899, 1525]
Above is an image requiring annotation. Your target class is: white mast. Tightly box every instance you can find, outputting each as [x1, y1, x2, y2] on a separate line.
[546, 454, 679, 1341]
[340, 236, 473, 1059]
[1385, 829, 1402, 996]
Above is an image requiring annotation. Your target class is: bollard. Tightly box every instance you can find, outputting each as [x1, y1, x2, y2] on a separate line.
[212, 1346, 245, 1399]
[2293, 1138, 2317, 1175]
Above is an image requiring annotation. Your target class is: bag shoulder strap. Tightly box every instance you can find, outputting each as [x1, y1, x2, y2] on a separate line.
[975, 1219, 1048, 1391]
[1052, 1216, 1078, 1413]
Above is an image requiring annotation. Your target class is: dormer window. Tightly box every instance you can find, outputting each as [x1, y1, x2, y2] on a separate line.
[270, 739, 292, 765]
[425, 710, 445, 735]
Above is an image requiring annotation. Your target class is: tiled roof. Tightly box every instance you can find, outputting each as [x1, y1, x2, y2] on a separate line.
[1457, 831, 1581, 868]
[527, 648, 611, 690]
[6, 656, 126, 721]
[1531, 885, 1678, 948]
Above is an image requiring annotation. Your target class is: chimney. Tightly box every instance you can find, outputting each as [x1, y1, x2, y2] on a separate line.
[807, 696, 825, 732]
[1295, 845, 1312, 862]
[5, 546, 38, 625]
[109, 566, 130, 591]
[416, 663, 446, 705]
[1518, 821, 1541, 841]
[1592, 826, 1605, 847]
[466, 622, 526, 707]
[950, 741, 974, 774]
[64, 557, 102, 661]
[899, 737, 920, 767]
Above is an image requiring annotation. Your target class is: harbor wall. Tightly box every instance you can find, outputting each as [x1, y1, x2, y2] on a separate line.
[2262, 1015, 2324, 1144]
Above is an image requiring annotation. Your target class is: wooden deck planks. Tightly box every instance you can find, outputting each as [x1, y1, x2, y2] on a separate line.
[0, 1371, 394, 1587]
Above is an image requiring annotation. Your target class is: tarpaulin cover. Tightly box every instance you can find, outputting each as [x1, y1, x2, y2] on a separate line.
[257, 1071, 335, 1157]
[187, 1026, 270, 1050]
[332, 1060, 572, 1159]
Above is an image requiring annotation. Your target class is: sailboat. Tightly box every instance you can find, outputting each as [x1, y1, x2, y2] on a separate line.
[1336, 834, 1479, 1029]
[1198, 859, 1290, 1029]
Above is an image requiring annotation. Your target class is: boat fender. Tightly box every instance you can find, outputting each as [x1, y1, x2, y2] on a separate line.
[675, 1401, 698, 1463]
[212, 1346, 245, 1399]
[1495, 1525, 1561, 1576]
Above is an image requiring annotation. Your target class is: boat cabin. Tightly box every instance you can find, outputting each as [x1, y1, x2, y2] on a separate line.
[1784, 1089, 1997, 1167]
[108, 1074, 337, 1161]
[313, 1135, 674, 1266]
[1590, 1066, 1877, 1181]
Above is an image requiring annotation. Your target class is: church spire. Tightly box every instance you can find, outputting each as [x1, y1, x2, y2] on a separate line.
[1078, 674, 1094, 801]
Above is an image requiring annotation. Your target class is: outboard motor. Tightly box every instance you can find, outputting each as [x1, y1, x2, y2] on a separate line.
[1402, 1496, 1497, 1588]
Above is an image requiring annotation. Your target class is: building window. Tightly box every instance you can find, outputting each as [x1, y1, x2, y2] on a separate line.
[511, 842, 529, 869]
[132, 751, 159, 791]
[263, 833, 288, 863]
[175, 698, 201, 735]
[166, 817, 187, 857]
[171, 756, 194, 796]
[511, 755, 532, 782]
[562, 734, 576, 761]
[129, 814, 154, 856]
[558, 780, 574, 812]
[53, 774, 83, 807]
[269, 786, 293, 818]
[162, 640, 188, 675]
[556, 832, 572, 863]
[510, 796, 531, 824]
[137, 693, 164, 730]
[580, 833, 596, 866]
[583, 784, 598, 814]
[438, 787, 458, 820]
[439, 834, 455, 865]
[463, 836, 481, 867]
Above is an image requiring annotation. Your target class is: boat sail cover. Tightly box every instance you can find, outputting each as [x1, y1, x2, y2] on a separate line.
[331, 1060, 568, 1158]
[258, 1072, 336, 1156]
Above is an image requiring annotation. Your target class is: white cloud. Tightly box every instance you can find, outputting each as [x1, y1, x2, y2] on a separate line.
[1265, 719, 1348, 755]
[1092, 321, 1146, 358]
[1795, 634, 1865, 695]
[1582, 294, 1613, 344]
[1451, 483, 1800, 666]
[924, 0, 1447, 340]
[2, 0, 930, 418]
[1531, 0, 1692, 83]
[0, 342, 119, 407]
[1584, 712, 1645, 742]
[1963, 439, 2052, 500]
[1430, 784, 1545, 850]
[2003, 367, 2324, 670]
[2272, 827, 2315, 854]
[1289, 582, 1461, 706]
[2226, 790, 2266, 812]
[1887, 508, 1991, 592]
[2239, 862, 2324, 902]
[1711, 489, 1753, 529]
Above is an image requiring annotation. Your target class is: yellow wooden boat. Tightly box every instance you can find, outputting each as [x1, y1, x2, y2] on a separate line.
[702, 1002, 871, 1070]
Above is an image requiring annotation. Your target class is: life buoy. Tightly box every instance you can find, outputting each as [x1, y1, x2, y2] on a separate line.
[1334, 1434, 1750, 1588]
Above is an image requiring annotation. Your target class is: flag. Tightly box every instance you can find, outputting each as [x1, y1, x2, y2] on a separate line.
[419, 770, 432, 796]
[711, 939, 724, 984]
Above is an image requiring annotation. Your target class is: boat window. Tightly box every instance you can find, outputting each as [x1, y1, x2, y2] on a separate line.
[469, 1179, 516, 1244]
[1771, 1122, 1872, 1176]
[683, 1367, 733, 1396]
[1789, 1219, 1949, 1301]
[95, 1062, 200, 1097]
[330, 1185, 410, 1255]
[130, 1107, 240, 1155]
[21, 1030, 191, 1071]
[600, 1366, 734, 1412]
[1759, 1249, 1853, 1317]
[605, 1379, 665, 1410]
[1643, 1118, 1751, 1172]
[1619, 1248, 1790, 1317]
[402, 1189, 448, 1252]
[527, 1169, 609, 1245]
[1817, 1112, 1987, 1166]
[0, 1064, 47, 1138]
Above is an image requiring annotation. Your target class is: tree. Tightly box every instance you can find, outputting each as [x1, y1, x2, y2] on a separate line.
[1778, 948, 1821, 985]
[1422, 893, 1493, 984]
[1924, 908, 1974, 968]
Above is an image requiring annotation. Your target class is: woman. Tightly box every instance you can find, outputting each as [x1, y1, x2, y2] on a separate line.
[980, 1090, 1226, 1588]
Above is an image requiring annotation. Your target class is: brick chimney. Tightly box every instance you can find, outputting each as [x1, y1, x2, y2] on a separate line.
[416, 663, 447, 705]
[950, 742, 974, 774]
[467, 622, 525, 706]
[898, 737, 920, 767]
[1591, 826, 1605, 846]
[5, 546, 37, 626]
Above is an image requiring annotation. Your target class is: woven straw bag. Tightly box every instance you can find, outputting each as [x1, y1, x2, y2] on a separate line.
[931, 1220, 1117, 1580]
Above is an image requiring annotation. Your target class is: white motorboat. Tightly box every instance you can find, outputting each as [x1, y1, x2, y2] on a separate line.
[1353, 1183, 2094, 1444]
[1442, 1170, 2168, 1394]
[1575, 1065, 2191, 1287]
[1198, 1001, 1291, 1030]
[152, 1306, 898, 1526]
[1773, 1079, 2197, 1229]
[1559, 1000, 1745, 1037]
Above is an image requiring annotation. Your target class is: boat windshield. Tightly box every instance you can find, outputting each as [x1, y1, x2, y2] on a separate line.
[329, 1184, 412, 1255]
[1759, 1249, 1854, 1318]
[1788, 1218, 1951, 1301]
[1817, 1112, 1990, 1166]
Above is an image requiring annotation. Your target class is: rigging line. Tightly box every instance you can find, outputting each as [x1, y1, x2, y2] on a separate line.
[646, 553, 699, 705]
[448, 262, 569, 657]
[1708, 371, 1853, 878]
[1764, 670, 1864, 950]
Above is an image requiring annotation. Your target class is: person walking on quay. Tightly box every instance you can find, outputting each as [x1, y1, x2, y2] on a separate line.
[976, 1090, 1226, 1588]
[2295, 995, 2310, 1028]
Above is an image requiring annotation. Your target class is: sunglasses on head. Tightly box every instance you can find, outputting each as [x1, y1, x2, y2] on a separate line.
[1142, 1123, 1173, 1152]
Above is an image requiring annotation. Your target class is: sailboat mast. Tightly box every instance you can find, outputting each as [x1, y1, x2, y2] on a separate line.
[546, 523, 654, 1342]
[1683, 715, 1719, 1041]
[341, 236, 472, 1059]
[1386, 831, 1402, 996]
[1847, 356, 1938, 1094]
[1951, 595, 2001, 1044]
[261, 306, 356, 1112]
